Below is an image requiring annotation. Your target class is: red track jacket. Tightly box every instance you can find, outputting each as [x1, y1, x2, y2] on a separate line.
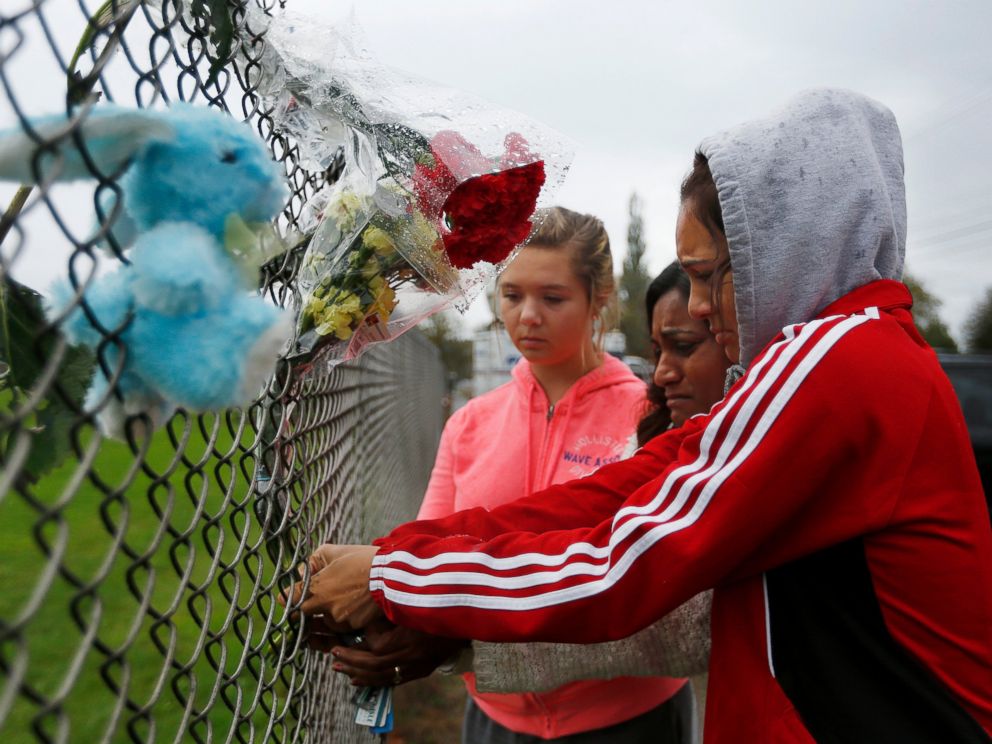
[372, 281, 992, 743]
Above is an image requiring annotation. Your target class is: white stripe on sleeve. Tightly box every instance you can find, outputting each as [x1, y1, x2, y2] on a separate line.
[373, 313, 872, 611]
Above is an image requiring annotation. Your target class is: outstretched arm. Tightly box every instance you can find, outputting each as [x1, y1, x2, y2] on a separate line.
[386, 422, 693, 543]
[284, 426, 692, 629]
[369, 314, 905, 642]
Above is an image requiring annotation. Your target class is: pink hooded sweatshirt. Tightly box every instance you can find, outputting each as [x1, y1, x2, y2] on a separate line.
[419, 353, 686, 739]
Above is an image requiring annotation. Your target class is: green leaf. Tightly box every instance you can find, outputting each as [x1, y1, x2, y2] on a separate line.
[0, 276, 48, 394]
[54, 342, 96, 406]
[24, 397, 76, 481]
[66, 0, 141, 104]
[191, 0, 236, 88]
[1, 275, 95, 482]
[68, 0, 133, 76]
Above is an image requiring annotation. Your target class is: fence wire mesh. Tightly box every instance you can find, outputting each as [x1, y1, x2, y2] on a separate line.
[0, 1, 446, 741]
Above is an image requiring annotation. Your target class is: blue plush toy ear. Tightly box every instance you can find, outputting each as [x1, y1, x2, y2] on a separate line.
[0, 106, 176, 184]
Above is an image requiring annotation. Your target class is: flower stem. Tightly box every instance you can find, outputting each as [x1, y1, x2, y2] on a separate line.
[0, 185, 31, 251]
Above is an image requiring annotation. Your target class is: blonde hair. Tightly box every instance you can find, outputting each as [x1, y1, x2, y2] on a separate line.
[525, 206, 617, 350]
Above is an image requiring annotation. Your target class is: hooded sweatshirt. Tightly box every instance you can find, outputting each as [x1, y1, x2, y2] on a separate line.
[701, 87, 906, 366]
[370, 89, 992, 742]
[418, 353, 685, 738]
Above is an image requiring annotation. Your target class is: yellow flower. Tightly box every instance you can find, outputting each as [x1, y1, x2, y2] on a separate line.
[305, 295, 327, 315]
[316, 313, 352, 340]
[369, 282, 398, 324]
[363, 226, 397, 258]
[337, 292, 362, 317]
[314, 291, 364, 340]
[361, 259, 382, 280]
[331, 323, 354, 341]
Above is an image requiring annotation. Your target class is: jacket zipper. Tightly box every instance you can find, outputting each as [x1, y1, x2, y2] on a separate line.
[528, 400, 562, 731]
[535, 403, 557, 490]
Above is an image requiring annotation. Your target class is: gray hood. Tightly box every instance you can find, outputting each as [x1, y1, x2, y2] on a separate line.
[699, 88, 906, 366]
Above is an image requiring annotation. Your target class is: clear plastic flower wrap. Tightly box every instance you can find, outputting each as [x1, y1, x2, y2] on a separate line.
[253, 10, 574, 368]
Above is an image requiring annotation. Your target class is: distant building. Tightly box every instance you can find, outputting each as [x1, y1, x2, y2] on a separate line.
[623, 356, 654, 383]
[472, 327, 520, 396]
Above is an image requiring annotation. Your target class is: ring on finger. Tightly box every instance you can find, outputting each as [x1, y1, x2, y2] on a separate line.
[392, 665, 402, 686]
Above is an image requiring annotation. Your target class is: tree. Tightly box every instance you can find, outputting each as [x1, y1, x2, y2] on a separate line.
[422, 310, 473, 386]
[903, 272, 959, 352]
[964, 286, 992, 353]
[618, 193, 653, 358]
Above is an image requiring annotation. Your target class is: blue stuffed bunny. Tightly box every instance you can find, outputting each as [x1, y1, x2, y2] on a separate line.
[0, 104, 292, 438]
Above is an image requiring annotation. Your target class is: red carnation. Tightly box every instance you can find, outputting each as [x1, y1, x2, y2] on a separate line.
[413, 130, 546, 270]
[440, 160, 546, 269]
[412, 131, 489, 219]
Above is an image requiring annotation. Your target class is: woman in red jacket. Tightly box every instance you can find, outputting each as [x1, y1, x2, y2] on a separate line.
[297, 89, 992, 743]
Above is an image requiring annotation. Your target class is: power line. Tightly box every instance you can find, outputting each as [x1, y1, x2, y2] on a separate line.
[910, 196, 992, 234]
[912, 217, 992, 247]
[908, 238, 992, 261]
[905, 81, 992, 143]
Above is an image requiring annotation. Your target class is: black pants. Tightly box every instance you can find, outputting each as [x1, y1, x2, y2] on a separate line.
[461, 682, 697, 744]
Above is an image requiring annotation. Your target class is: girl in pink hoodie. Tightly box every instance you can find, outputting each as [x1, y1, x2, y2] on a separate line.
[417, 207, 692, 742]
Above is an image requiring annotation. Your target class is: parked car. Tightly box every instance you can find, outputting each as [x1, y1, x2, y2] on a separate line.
[938, 353, 992, 520]
[620, 355, 654, 383]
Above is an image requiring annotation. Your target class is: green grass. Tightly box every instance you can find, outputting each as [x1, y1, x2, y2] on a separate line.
[0, 412, 300, 744]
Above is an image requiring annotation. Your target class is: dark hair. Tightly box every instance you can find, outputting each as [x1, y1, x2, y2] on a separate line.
[644, 260, 691, 323]
[679, 151, 732, 319]
[680, 151, 724, 237]
[635, 262, 691, 446]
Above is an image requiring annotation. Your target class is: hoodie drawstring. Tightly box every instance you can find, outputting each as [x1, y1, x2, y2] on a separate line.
[724, 364, 746, 395]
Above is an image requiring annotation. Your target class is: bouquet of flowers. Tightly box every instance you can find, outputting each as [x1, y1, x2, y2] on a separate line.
[254, 11, 572, 368]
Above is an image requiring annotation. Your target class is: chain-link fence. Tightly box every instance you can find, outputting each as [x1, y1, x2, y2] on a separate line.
[0, 1, 446, 741]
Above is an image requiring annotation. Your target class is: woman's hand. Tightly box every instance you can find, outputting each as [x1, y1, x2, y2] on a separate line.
[285, 544, 383, 629]
[327, 619, 469, 687]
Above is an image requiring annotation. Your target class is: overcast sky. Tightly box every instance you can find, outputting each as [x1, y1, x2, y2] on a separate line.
[3, 0, 990, 343]
[304, 0, 992, 341]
